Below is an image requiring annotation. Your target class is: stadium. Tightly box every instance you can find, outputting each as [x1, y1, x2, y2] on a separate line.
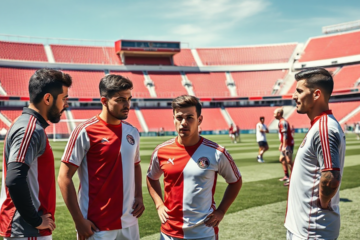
[0, 16, 360, 240]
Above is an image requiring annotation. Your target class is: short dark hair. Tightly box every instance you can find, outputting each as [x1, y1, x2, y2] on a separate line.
[295, 68, 333, 98]
[29, 69, 72, 105]
[99, 74, 133, 98]
[172, 95, 202, 117]
[260, 116, 264, 121]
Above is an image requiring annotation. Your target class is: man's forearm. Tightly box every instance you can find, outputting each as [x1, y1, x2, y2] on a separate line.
[319, 170, 341, 207]
[217, 178, 242, 214]
[146, 177, 164, 208]
[134, 164, 143, 199]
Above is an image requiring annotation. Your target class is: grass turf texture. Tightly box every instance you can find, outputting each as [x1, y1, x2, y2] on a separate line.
[0, 133, 359, 239]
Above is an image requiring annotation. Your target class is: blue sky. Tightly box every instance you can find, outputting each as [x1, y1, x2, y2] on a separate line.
[1, 0, 360, 47]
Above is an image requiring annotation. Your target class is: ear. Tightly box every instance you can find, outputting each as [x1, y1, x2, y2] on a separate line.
[313, 89, 321, 101]
[43, 93, 52, 106]
[100, 97, 107, 106]
[198, 115, 203, 125]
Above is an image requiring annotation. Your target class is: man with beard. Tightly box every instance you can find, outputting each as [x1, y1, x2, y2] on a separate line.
[0, 69, 72, 239]
[58, 75, 144, 240]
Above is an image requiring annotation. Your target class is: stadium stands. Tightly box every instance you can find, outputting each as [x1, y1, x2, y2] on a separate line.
[299, 30, 360, 62]
[0, 67, 35, 97]
[333, 64, 360, 90]
[197, 44, 297, 65]
[226, 107, 277, 130]
[148, 72, 187, 98]
[141, 109, 175, 131]
[232, 70, 287, 96]
[110, 71, 151, 98]
[0, 41, 48, 62]
[346, 111, 360, 125]
[1, 109, 22, 122]
[51, 44, 121, 65]
[200, 108, 228, 131]
[186, 72, 231, 97]
[173, 49, 197, 66]
[125, 56, 172, 66]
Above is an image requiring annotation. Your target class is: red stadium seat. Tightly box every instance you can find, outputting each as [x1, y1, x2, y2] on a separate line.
[226, 107, 277, 130]
[0, 67, 35, 97]
[0, 41, 48, 62]
[173, 49, 197, 66]
[110, 71, 151, 98]
[141, 109, 175, 131]
[333, 64, 360, 90]
[200, 108, 228, 131]
[148, 72, 188, 98]
[186, 72, 231, 97]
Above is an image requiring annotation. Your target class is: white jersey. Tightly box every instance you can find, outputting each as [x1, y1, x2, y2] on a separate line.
[256, 122, 267, 142]
[285, 111, 345, 239]
[355, 123, 360, 133]
[147, 137, 241, 239]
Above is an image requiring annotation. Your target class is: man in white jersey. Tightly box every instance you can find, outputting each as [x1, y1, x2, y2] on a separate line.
[285, 68, 345, 240]
[58, 75, 144, 240]
[256, 116, 269, 163]
[147, 95, 242, 240]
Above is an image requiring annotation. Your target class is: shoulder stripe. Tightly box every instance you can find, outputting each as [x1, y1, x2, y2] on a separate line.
[62, 117, 98, 163]
[149, 138, 175, 170]
[16, 116, 37, 163]
[319, 115, 331, 169]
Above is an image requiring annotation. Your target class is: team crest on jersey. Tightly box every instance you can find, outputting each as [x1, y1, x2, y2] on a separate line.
[197, 157, 210, 169]
[300, 137, 307, 148]
[126, 134, 135, 145]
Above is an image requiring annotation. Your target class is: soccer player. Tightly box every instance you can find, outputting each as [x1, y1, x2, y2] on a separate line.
[256, 116, 269, 163]
[0, 69, 72, 239]
[147, 95, 242, 240]
[274, 108, 294, 186]
[354, 122, 360, 140]
[58, 75, 144, 240]
[228, 123, 236, 143]
[285, 68, 345, 240]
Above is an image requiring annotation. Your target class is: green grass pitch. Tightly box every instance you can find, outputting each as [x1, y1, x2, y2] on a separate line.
[0, 133, 359, 239]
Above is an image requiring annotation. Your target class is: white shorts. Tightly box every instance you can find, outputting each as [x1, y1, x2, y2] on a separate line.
[85, 224, 139, 240]
[160, 232, 218, 240]
[286, 230, 337, 240]
[4, 236, 52, 240]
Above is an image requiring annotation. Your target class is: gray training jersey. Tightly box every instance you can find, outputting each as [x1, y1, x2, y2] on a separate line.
[285, 111, 345, 239]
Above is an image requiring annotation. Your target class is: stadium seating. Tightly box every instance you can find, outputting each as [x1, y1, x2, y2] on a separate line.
[186, 72, 231, 97]
[1, 109, 22, 122]
[200, 108, 228, 131]
[148, 72, 188, 98]
[197, 44, 297, 65]
[299, 30, 360, 62]
[333, 64, 360, 90]
[141, 109, 175, 131]
[232, 70, 287, 96]
[125, 56, 172, 66]
[51, 45, 122, 65]
[71, 109, 142, 131]
[0, 41, 48, 62]
[173, 49, 197, 66]
[110, 71, 151, 98]
[226, 107, 277, 130]
[346, 111, 360, 126]
[0, 67, 36, 97]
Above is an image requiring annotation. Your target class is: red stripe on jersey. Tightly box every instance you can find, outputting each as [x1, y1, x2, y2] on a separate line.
[148, 138, 175, 172]
[320, 116, 331, 169]
[62, 117, 98, 163]
[16, 116, 37, 163]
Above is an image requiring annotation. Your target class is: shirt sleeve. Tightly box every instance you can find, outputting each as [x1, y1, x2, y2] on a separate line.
[147, 150, 163, 180]
[313, 125, 341, 172]
[134, 133, 141, 165]
[218, 149, 241, 184]
[280, 121, 288, 133]
[61, 127, 90, 167]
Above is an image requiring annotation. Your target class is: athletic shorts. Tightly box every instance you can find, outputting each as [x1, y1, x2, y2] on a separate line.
[286, 230, 337, 240]
[4, 236, 52, 240]
[257, 141, 268, 148]
[160, 232, 218, 240]
[85, 224, 139, 240]
[280, 145, 294, 158]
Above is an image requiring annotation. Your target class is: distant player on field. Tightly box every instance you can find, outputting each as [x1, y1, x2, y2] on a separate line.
[147, 95, 242, 240]
[256, 116, 269, 163]
[229, 123, 236, 143]
[274, 108, 294, 186]
[354, 122, 360, 140]
[0, 69, 72, 239]
[285, 68, 345, 240]
[58, 75, 144, 240]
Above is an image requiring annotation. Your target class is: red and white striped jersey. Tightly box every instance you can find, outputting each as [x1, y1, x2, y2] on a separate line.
[147, 137, 241, 239]
[285, 111, 345, 239]
[61, 115, 140, 231]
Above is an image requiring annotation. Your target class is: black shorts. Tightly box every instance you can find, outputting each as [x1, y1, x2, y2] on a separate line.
[258, 141, 268, 148]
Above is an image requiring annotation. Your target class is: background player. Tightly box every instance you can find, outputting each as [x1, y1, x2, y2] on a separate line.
[58, 75, 144, 240]
[354, 122, 360, 140]
[256, 116, 269, 163]
[0, 69, 72, 239]
[285, 68, 345, 239]
[228, 123, 236, 143]
[147, 95, 242, 240]
[274, 108, 294, 186]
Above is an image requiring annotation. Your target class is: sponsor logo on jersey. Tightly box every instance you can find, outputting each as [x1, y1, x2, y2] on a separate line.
[198, 157, 210, 169]
[101, 137, 109, 143]
[126, 134, 135, 145]
[300, 137, 307, 148]
[167, 158, 174, 165]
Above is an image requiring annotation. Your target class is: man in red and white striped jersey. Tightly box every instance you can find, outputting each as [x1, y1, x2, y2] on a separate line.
[147, 95, 242, 240]
[285, 68, 345, 240]
[0, 69, 72, 239]
[58, 75, 144, 240]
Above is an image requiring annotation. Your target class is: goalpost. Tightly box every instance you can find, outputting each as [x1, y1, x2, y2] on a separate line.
[51, 119, 87, 142]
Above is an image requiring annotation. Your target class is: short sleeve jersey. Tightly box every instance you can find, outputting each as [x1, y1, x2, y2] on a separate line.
[147, 137, 241, 239]
[0, 108, 55, 237]
[278, 118, 294, 146]
[256, 122, 267, 142]
[61, 116, 140, 231]
[285, 111, 345, 239]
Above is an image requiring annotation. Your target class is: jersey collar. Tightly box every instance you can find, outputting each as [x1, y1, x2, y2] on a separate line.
[22, 107, 49, 129]
[310, 110, 333, 127]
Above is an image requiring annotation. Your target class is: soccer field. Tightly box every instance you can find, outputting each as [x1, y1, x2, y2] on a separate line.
[1, 133, 359, 239]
